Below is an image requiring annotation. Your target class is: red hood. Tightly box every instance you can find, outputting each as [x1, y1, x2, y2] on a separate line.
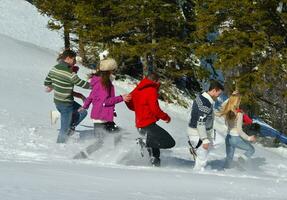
[136, 78, 160, 91]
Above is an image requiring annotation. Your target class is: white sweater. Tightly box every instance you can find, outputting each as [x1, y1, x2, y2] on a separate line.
[227, 112, 250, 141]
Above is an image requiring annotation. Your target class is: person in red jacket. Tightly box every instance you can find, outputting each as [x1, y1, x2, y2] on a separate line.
[126, 72, 175, 167]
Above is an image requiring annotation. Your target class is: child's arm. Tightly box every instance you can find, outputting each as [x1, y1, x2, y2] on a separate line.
[125, 99, 134, 111]
[82, 92, 93, 109]
[71, 73, 90, 89]
[44, 71, 53, 90]
[103, 95, 124, 107]
[148, 89, 170, 122]
[73, 91, 86, 102]
[237, 113, 254, 141]
[104, 93, 132, 107]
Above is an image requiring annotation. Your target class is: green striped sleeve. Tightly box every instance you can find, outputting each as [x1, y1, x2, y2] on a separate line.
[71, 73, 90, 89]
[44, 71, 52, 86]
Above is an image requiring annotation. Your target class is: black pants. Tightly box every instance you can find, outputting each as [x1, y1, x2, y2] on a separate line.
[139, 123, 175, 158]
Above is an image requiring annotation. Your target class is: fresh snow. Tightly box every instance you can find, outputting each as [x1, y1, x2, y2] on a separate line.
[0, 0, 286, 199]
[0, 0, 63, 51]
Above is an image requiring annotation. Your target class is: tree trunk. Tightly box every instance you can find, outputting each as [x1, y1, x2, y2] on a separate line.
[63, 23, 70, 49]
[78, 31, 87, 65]
[141, 54, 148, 78]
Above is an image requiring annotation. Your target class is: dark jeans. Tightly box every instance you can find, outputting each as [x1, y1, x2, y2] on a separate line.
[138, 123, 175, 158]
[55, 101, 87, 143]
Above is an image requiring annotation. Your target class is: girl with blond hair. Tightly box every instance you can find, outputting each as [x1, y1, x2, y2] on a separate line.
[220, 93, 256, 168]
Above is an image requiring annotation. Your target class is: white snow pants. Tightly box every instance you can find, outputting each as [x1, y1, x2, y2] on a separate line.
[187, 127, 213, 170]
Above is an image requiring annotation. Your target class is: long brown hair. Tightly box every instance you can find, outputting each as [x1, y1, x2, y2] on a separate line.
[89, 71, 112, 91]
[219, 93, 241, 123]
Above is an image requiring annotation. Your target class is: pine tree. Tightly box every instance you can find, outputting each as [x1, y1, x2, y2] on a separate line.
[192, 0, 287, 134]
[73, 0, 199, 79]
[33, 1, 208, 104]
[33, 0, 78, 49]
[34, 1, 204, 80]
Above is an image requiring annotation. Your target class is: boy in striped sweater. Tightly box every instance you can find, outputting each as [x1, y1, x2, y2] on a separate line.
[44, 49, 90, 143]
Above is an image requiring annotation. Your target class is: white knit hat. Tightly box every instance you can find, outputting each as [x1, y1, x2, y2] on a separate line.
[99, 58, 118, 71]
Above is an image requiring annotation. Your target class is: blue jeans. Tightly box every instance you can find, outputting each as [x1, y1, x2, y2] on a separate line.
[55, 101, 87, 143]
[225, 134, 255, 168]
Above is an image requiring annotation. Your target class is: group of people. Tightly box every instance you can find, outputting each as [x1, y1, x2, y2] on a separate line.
[44, 49, 256, 169]
[188, 83, 256, 170]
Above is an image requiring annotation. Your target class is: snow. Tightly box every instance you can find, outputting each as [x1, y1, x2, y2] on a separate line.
[0, 0, 287, 199]
[0, 0, 63, 51]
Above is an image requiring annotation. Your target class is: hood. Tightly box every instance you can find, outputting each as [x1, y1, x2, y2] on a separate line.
[136, 78, 160, 91]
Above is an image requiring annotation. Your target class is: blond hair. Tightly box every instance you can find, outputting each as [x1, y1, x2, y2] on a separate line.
[219, 93, 241, 123]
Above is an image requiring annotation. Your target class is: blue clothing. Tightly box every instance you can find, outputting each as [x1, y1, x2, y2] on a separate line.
[55, 101, 87, 143]
[225, 134, 255, 168]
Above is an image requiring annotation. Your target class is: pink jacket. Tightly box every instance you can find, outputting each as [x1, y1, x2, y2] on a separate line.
[83, 76, 123, 122]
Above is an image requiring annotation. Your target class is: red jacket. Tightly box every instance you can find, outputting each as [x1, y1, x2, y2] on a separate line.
[126, 78, 170, 128]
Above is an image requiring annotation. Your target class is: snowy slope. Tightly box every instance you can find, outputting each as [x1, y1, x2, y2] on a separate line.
[0, 1, 287, 200]
[0, 0, 62, 51]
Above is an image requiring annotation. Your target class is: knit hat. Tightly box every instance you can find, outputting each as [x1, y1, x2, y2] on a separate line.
[99, 58, 118, 71]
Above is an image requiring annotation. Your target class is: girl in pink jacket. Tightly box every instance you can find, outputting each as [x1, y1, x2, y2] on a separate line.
[79, 58, 131, 141]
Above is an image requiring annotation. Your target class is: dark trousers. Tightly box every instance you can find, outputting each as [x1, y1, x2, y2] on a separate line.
[139, 123, 175, 158]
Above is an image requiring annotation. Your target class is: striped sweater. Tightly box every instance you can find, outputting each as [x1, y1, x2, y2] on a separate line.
[44, 62, 90, 104]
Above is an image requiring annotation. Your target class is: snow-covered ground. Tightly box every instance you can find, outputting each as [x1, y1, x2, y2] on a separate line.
[0, 0, 62, 51]
[0, 1, 286, 199]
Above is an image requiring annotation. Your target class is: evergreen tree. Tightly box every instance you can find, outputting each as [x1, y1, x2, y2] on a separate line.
[73, 0, 200, 79]
[192, 0, 287, 133]
[34, 1, 204, 80]
[33, 0, 78, 49]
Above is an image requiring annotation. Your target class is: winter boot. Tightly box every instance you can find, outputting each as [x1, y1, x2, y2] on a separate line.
[193, 157, 206, 171]
[73, 150, 88, 159]
[50, 110, 60, 125]
[238, 155, 248, 164]
[150, 157, 161, 167]
[136, 137, 146, 157]
[235, 156, 248, 171]
[67, 126, 76, 136]
[104, 121, 119, 133]
[147, 148, 160, 167]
